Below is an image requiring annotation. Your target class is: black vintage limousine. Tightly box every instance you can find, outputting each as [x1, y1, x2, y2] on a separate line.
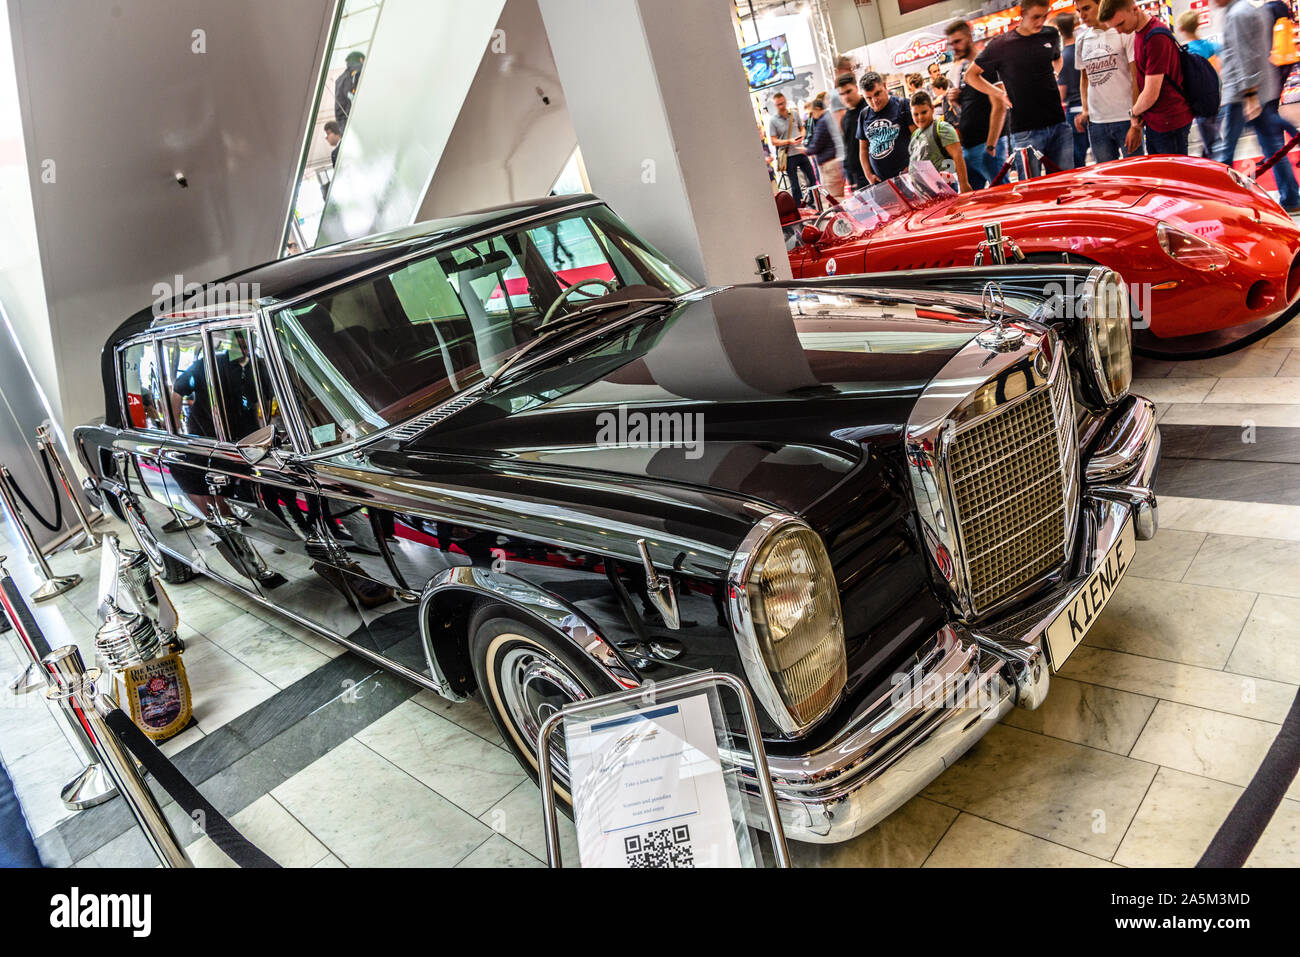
[77, 193, 1159, 843]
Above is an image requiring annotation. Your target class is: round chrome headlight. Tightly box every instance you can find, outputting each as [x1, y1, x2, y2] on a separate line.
[729, 515, 846, 735]
[1083, 267, 1133, 405]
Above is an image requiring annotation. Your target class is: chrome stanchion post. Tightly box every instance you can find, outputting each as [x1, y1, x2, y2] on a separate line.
[1, 556, 45, 696]
[42, 644, 191, 867]
[36, 424, 100, 555]
[0, 559, 119, 806]
[0, 463, 80, 602]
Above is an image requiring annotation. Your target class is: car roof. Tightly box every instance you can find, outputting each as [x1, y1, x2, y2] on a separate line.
[110, 192, 606, 345]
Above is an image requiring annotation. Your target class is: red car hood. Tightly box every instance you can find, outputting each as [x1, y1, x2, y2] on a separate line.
[868, 156, 1284, 237]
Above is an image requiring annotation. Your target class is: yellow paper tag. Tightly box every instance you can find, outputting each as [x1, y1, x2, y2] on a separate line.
[124, 652, 192, 741]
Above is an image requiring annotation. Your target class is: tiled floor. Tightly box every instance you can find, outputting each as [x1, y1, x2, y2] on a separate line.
[3, 326, 1300, 868]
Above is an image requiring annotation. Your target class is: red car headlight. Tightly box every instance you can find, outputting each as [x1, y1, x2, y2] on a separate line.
[1228, 165, 1286, 213]
[1156, 221, 1230, 270]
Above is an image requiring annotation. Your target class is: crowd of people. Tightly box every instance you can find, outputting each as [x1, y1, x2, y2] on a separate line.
[766, 0, 1300, 212]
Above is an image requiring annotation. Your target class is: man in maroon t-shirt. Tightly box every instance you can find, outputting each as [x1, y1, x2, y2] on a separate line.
[1101, 0, 1194, 154]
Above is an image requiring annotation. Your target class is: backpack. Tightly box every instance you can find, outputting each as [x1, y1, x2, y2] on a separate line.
[1147, 23, 1221, 118]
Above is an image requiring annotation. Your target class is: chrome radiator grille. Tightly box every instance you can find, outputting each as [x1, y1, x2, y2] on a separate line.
[946, 361, 1078, 614]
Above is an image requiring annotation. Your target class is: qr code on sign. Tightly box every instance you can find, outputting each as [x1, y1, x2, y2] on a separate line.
[624, 824, 695, 868]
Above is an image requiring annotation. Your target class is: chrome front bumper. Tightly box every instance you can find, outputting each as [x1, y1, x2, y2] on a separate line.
[737, 394, 1160, 844]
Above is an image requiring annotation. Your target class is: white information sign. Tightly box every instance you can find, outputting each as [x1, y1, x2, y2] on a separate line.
[565, 693, 743, 868]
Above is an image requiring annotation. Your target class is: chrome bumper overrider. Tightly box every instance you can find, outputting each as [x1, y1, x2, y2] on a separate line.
[736, 394, 1160, 844]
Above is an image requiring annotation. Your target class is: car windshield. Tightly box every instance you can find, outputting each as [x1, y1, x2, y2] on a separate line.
[839, 161, 956, 231]
[270, 204, 698, 450]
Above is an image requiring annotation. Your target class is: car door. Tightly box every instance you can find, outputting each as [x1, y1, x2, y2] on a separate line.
[114, 337, 199, 563]
[198, 322, 368, 641]
[155, 328, 271, 592]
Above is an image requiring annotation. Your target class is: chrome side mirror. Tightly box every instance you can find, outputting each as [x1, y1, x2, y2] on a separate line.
[235, 424, 285, 465]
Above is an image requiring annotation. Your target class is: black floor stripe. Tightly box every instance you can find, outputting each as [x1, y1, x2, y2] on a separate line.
[1160, 424, 1300, 465]
[54, 632, 427, 864]
[1198, 687, 1300, 867]
[1154, 425, 1300, 505]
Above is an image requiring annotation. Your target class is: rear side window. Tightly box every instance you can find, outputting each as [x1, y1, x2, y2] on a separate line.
[120, 341, 168, 432]
[161, 334, 216, 439]
[207, 327, 282, 444]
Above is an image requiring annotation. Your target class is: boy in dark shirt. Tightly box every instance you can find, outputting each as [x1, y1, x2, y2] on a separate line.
[857, 71, 915, 182]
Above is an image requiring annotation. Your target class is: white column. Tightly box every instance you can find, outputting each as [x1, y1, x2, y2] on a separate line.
[538, 0, 791, 285]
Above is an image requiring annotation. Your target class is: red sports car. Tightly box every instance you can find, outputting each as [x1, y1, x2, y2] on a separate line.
[782, 157, 1300, 343]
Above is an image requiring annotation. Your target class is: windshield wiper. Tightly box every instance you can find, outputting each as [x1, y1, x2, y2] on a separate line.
[533, 294, 678, 333]
[481, 297, 677, 392]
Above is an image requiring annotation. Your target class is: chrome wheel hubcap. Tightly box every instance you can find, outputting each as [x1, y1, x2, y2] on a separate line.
[499, 644, 588, 779]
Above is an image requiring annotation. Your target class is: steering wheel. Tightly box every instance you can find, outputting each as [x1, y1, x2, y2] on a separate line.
[539, 278, 617, 327]
[810, 207, 841, 234]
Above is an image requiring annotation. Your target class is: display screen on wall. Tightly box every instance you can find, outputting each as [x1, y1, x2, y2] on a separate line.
[740, 34, 796, 91]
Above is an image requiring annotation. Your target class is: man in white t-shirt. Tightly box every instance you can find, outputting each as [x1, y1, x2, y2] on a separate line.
[1074, 0, 1144, 161]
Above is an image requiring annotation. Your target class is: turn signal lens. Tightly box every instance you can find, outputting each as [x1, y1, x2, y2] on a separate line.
[1156, 221, 1229, 270]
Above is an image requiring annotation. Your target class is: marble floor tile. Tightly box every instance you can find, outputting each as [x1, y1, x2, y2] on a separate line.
[923, 813, 1117, 867]
[1133, 357, 1175, 378]
[411, 689, 505, 747]
[1002, 676, 1156, 754]
[1158, 497, 1300, 543]
[920, 724, 1157, 858]
[789, 795, 957, 868]
[1164, 348, 1290, 379]
[1061, 645, 1297, 724]
[1183, 534, 1300, 598]
[1126, 529, 1206, 582]
[313, 853, 346, 867]
[1084, 577, 1256, 669]
[0, 694, 76, 765]
[1206, 377, 1300, 404]
[1159, 401, 1300, 427]
[272, 737, 492, 867]
[171, 587, 246, 638]
[201, 611, 331, 689]
[157, 722, 204, 758]
[182, 636, 279, 731]
[32, 826, 73, 868]
[1279, 349, 1300, 378]
[1130, 378, 1215, 404]
[455, 833, 544, 868]
[1114, 767, 1300, 867]
[8, 740, 86, 836]
[265, 618, 347, 660]
[185, 794, 331, 868]
[479, 780, 579, 867]
[355, 699, 524, 817]
[1227, 593, 1300, 685]
[1129, 700, 1298, 800]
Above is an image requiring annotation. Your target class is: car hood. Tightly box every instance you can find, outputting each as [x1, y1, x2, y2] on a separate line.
[403, 284, 988, 515]
[909, 155, 1286, 232]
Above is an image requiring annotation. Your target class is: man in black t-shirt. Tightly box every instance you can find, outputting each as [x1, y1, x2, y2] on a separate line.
[945, 20, 1009, 188]
[961, 0, 1076, 172]
[1055, 12, 1089, 167]
[836, 73, 869, 190]
[857, 71, 914, 182]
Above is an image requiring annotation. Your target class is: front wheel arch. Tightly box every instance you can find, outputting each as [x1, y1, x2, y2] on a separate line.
[418, 568, 640, 704]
